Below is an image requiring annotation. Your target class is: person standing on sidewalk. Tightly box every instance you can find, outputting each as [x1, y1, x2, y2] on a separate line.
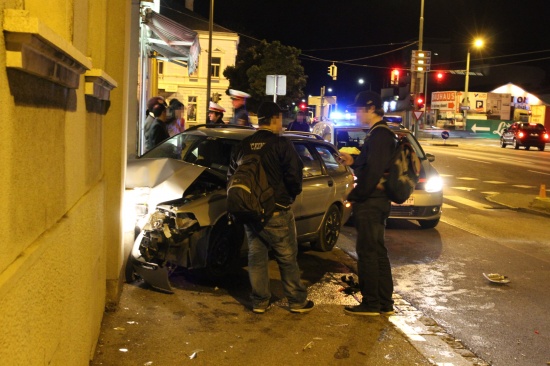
[228, 101, 314, 314]
[337, 91, 396, 316]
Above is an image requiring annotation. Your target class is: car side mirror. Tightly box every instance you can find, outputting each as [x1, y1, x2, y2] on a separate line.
[426, 153, 435, 162]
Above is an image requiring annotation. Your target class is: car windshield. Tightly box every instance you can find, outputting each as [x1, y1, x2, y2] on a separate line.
[142, 133, 240, 175]
[331, 127, 426, 159]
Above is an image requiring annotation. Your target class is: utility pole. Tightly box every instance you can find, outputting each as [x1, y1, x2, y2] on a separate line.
[206, 0, 214, 117]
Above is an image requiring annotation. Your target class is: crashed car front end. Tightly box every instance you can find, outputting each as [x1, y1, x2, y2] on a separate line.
[125, 158, 232, 292]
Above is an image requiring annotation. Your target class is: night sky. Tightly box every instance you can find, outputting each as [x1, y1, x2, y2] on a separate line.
[181, 0, 550, 107]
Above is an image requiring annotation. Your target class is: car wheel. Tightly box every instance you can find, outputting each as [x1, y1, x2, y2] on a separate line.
[310, 204, 341, 252]
[539, 145, 546, 151]
[206, 218, 243, 277]
[513, 139, 520, 149]
[500, 138, 507, 148]
[419, 218, 439, 229]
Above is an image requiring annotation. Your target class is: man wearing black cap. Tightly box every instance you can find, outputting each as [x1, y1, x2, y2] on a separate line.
[228, 101, 314, 314]
[338, 91, 397, 316]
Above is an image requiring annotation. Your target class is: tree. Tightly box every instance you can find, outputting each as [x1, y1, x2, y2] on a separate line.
[223, 40, 307, 112]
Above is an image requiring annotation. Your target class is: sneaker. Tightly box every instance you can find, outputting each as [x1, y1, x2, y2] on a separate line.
[289, 300, 315, 313]
[252, 304, 271, 314]
[344, 304, 380, 316]
[380, 309, 395, 316]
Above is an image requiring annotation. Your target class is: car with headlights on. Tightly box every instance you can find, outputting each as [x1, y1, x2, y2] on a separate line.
[500, 122, 549, 151]
[125, 125, 354, 292]
[311, 120, 443, 229]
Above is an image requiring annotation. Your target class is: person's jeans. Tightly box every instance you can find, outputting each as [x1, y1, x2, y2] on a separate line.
[353, 197, 394, 310]
[245, 210, 308, 309]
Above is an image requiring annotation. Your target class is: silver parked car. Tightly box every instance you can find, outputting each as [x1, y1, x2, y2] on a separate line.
[125, 125, 354, 292]
[312, 120, 443, 229]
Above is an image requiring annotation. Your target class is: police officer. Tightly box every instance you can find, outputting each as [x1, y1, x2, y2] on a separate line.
[228, 89, 251, 126]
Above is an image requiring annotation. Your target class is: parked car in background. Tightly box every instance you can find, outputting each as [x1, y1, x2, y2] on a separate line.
[125, 125, 354, 292]
[500, 122, 549, 151]
[311, 120, 443, 229]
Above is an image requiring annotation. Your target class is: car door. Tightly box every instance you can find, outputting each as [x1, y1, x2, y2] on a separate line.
[291, 142, 334, 236]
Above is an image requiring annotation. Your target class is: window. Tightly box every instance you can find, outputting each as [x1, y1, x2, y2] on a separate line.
[187, 96, 197, 122]
[293, 143, 322, 177]
[315, 145, 347, 175]
[211, 57, 221, 78]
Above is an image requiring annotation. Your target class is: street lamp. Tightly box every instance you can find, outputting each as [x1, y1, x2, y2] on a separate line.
[463, 38, 484, 119]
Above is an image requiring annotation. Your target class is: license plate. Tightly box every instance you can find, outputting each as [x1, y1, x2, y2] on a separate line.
[392, 196, 414, 206]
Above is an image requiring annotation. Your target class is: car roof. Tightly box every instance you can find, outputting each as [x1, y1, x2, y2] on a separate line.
[180, 124, 334, 144]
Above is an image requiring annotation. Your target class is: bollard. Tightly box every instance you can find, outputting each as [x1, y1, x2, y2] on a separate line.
[540, 184, 547, 198]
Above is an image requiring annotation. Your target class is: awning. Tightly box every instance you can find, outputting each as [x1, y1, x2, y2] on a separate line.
[142, 8, 200, 74]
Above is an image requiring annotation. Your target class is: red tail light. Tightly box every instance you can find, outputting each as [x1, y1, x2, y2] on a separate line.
[518, 132, 525, 138]
[544, 133, 549, 140]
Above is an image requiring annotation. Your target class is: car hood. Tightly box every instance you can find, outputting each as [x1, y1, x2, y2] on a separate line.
[126, 158, 225, 208]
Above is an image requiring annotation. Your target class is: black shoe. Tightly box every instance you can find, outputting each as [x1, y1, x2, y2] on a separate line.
[290, 300, 315, 313]
[380, 308, 395, 316]
[344, 304, 380, 316]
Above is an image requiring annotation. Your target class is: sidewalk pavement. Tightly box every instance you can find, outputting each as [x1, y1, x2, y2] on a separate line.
[90, 192, 548, 366]
[91, 246, 480, 366]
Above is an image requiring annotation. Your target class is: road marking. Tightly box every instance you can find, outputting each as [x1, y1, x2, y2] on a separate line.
[512, 185, 536, 189]
[450, 186, 477, 191]
[457, 157, 491, 164]
[445, 195, 492, 209]
[481, 191, 499, 195]
[457, 177, 478, 181]
[442, 203, 457, 209]
[485, 181, 506, 184]
[439, 174, 454, 177]
[528, 170, 550, 176]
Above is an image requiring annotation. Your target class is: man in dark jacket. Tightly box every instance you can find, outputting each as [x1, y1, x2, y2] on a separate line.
[287, 111, 311, 132]
[144, 102, 169, 152]
[228, 102, 314, 314]
[338, 91, 397, 316]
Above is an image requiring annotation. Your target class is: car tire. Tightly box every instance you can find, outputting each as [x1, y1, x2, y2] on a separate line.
[513, 139, 520, 149]
[500, 138, 507, 148]
[539, 145, 545, 151]
[206, 218, 243, 277]
[419, 218, 439, 229]
[310, 204, 341, 252]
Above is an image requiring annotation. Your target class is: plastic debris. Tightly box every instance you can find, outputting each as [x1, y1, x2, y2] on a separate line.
[113, 327, 125, 331]
[144, 362, 153, 366]
[303, 341, 314, 351]
[188, 349, 204, 359]
[483, 273, 510, 284]
[119, 348, 128, 352]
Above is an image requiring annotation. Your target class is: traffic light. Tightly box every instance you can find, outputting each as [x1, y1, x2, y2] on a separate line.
[211, 92, 221, 102]
[390, 69, 400, 85]
[415, 93, 425, 110]
[327, 64, 337, 80]
[299, 102, 307, 111]
[436, 71, 444, 82]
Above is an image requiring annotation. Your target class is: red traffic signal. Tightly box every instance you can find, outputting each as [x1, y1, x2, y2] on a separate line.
[391, 69, 400, 85]
[436, 71, 444, 82]
[415, 93, 425, 110]
[299, 103, 307, 110]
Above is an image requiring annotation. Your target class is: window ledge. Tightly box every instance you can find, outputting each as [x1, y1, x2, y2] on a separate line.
[3, 9, 92, 89]
[85, 69, 118, 101]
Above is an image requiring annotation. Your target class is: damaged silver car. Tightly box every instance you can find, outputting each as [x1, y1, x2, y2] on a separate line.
[125, 125, 354, 292]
